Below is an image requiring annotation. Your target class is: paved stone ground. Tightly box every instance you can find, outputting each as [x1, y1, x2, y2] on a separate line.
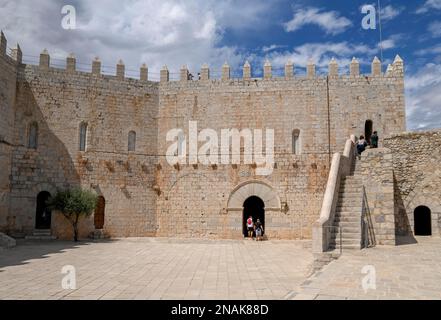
[0, 238, 313, 300]
[293, 236, 441, 300]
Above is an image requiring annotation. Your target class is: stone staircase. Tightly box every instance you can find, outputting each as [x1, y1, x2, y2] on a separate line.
[329, 160, 363, 251]
[25, 229, 57, 241]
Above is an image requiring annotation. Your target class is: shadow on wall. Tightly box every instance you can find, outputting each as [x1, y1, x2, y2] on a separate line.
[0, 239, 118, 270]
[393, 173, 417, 246]
[8, 66, 87, 238]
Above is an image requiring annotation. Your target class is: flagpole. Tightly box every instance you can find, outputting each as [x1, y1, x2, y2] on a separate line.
[378, 0, 384, 70]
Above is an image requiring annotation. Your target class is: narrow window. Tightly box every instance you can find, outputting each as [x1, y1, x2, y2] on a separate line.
[79, 122, 88, 151]
[28, 122, 38, 149]
[128, 131, 136, 152]
[292, 129, 301, 155]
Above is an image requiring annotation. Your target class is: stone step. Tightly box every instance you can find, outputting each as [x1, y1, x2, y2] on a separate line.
[331, 232, 361, 239]
[336, 205, 362, 211]
[32, 229, 52, 236]
[25, 235, 57, 241]
[334, 218, 360, 224]
[329, 243, 361, 250]
[338, 197, 363, 206]
[331, 226, 361, 233]
[333, 221, 360, 227]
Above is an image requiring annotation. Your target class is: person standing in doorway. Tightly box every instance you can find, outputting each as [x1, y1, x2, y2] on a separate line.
[255, 219, 264, 241]
[371, 131, 379, 148]
[246, 216, 254, 239]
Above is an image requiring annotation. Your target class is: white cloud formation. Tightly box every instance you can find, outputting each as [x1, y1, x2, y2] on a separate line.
[0, 0, 277, 77]
[416, 0, 441, 14]
[283, 7, 352, 35]
[428, 21, 441, 37]
[264, 42, 377, 73]
[380, 5, 404, 22]
[406, 63, 441, 130]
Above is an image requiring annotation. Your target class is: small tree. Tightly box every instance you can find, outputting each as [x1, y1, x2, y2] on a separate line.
[47, 188, 98, 242]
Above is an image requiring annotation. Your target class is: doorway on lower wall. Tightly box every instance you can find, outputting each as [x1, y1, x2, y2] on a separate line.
[414, 206, 432, 236]
[242, 196, 265, 238]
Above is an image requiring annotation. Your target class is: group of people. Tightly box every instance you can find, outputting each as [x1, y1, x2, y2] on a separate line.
[356, 131, 379, 158]
[246, 216, 264, 241]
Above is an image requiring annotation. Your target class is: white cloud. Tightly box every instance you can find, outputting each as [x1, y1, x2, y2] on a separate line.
[428, 21, 441, 38]
[379, 34, 405, 51]
[266, 42, 377, 71]
[283, 7, 352, 35]
[416, 0, 441, 14]
[262, 44, 286, 53]
[406, 63, 441, 130]
[380, 5, 404, 21]
[0, 0, 277, 77]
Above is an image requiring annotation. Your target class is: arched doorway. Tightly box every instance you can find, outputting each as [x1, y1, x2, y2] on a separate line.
[414, 206, 432, 236]
[243, 196, 265, 237]
[35, 191, 52, 229]
[94, 196, 105, 230]
[365, 120, 373, 145]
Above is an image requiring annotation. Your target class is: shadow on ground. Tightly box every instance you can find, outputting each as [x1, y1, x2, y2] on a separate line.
[0, 239, 118, 270]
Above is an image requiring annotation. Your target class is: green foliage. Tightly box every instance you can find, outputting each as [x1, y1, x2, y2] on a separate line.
[48, 188, 98, 217]
[47, 188, 98, 241]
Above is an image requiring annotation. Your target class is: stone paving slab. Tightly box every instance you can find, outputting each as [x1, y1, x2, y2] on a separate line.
[0, 238, 313, 300]
[293, 237, 441, 300]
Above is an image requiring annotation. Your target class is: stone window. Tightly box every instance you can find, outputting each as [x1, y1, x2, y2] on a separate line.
[292, 129, 301, 155]
[28, 122, 38, 149]
[79, 122, 88, 151]
[128, 131, 136, 152]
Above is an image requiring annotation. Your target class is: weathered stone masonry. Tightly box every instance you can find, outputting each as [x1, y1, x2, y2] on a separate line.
[3, 30, 431, 242]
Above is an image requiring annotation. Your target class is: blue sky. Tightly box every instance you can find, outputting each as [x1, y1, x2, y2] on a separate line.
[0, 0, 440, 130]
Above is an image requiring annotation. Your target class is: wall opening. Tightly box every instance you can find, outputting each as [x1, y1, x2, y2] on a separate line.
[242, 196, 265, 237]
[28, 122, 38, 149]
[35, 191, 52, 229]
[94, 196, 105, 229]
[365, 120, 373, 145]
[414, 206, 432, 236]
[128, 131, 136, 152]
[292, 129, 301, 155]
[79, 122, 88, 151]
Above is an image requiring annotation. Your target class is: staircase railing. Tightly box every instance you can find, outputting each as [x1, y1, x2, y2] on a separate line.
[362, 186, 376, 248]
[312, 135, 356, 253]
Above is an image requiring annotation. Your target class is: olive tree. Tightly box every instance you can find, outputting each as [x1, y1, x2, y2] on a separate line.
[47, 188, 98, 242]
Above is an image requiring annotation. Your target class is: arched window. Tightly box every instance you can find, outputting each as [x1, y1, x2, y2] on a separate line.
[128, 131, 136, 152]
[292, 129, 301, 155]
[28, 122, 38, 149]
[79, 122, 88, 151]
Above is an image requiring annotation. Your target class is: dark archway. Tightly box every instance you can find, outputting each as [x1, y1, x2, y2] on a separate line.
[35, 191, 52, 229]
[94, 196, 105, 229]
[243, 196, 265, 237]
[414, 206, 432, 236]
[365, 120, 373, 145]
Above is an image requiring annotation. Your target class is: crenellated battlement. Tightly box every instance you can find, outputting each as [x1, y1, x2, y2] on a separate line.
[1, 30, 404, 88]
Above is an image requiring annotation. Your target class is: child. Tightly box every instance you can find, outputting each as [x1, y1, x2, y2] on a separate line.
[255, 219, 264, 241]
[246, 216, 254, 239]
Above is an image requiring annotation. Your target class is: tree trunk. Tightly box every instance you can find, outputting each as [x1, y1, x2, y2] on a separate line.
[73, 223, 79, 242]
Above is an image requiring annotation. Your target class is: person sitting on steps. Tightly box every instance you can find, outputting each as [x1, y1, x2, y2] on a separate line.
[357, 135, 368, 159]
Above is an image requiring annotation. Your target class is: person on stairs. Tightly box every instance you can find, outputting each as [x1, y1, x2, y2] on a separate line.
[357, 135, 368, 159]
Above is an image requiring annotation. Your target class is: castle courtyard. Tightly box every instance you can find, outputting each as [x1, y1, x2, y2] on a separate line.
[1, 237, 441, 300]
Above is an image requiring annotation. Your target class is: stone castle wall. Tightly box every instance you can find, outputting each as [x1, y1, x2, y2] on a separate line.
[0, 30, 407, 240]
[0, 33, 18, 231]
[7, 61, 159, 238]
[154, 60, 405, 239]
[384, 130, 441, 236]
